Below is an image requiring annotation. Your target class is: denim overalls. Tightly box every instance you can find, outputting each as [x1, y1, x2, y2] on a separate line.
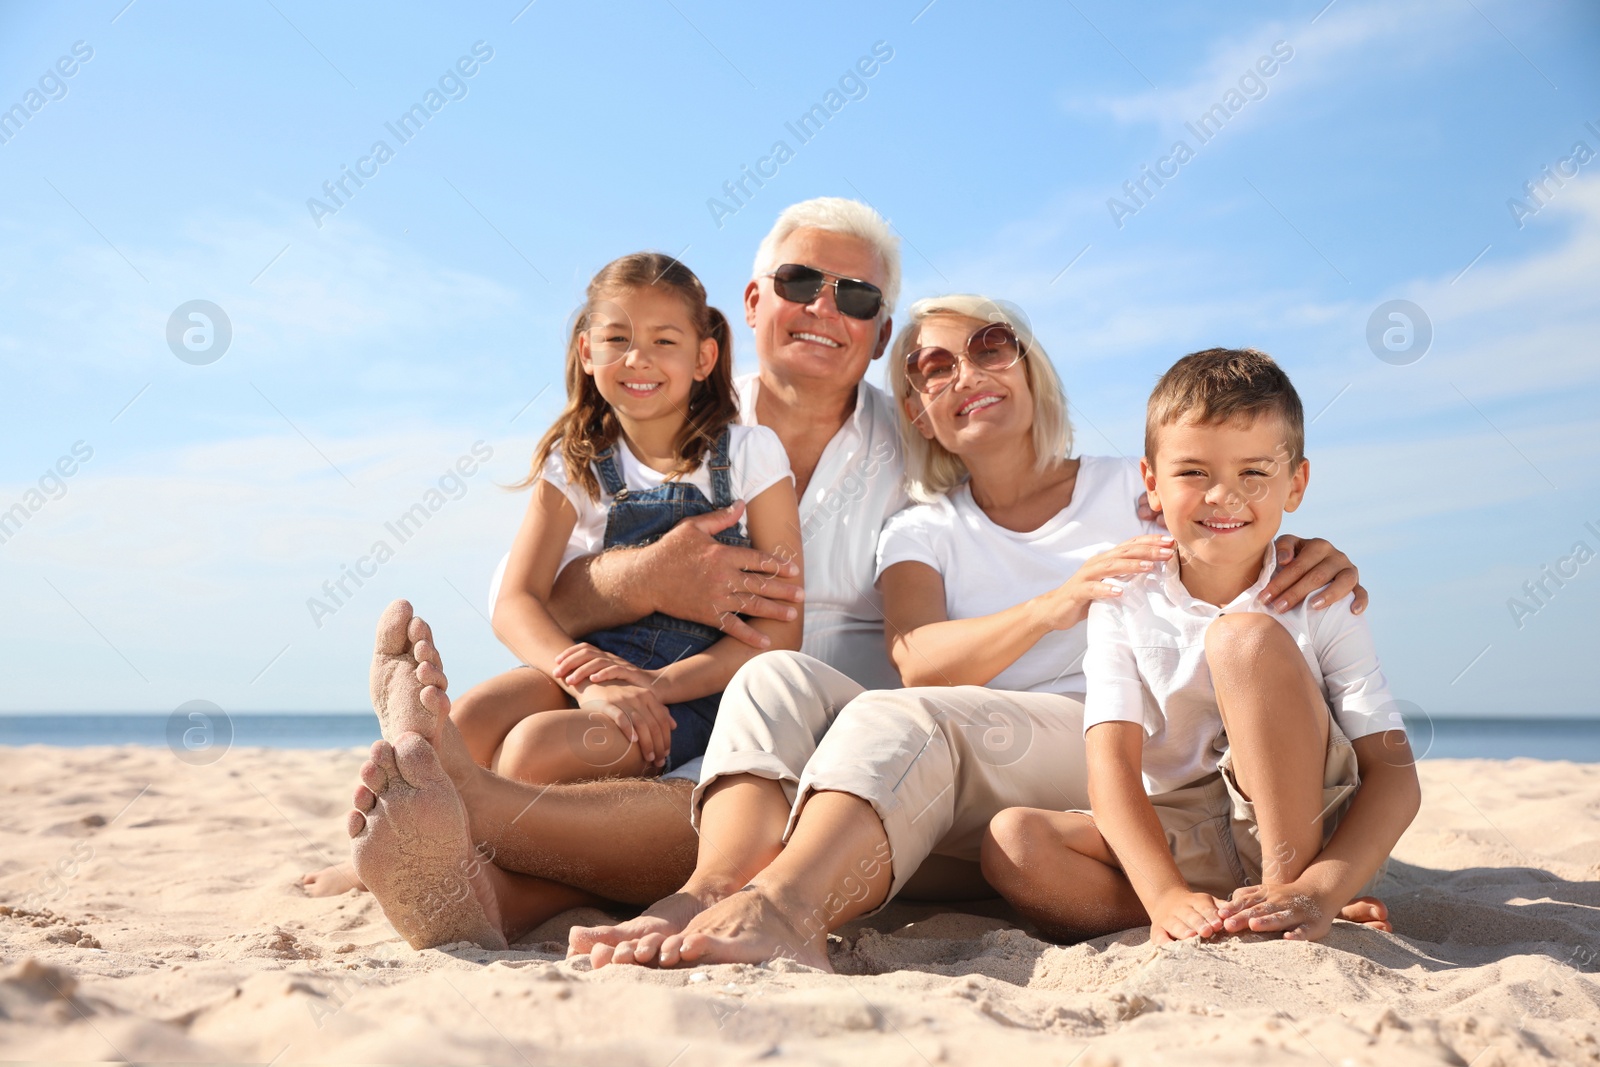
[580, 427, 750, 771]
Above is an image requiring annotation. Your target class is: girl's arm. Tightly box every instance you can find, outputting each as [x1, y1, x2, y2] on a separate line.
[490, 480, 593, 678]
[878, 534, 1174, 688]
[584, 478, 804, 704]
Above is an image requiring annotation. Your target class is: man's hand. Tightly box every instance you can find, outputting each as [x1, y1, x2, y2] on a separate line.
[649, 501, 804, 648]
[1216, 882, 1337, 942]
[1148, 887, 1226, 943]
[1266, 535, 1367, 614]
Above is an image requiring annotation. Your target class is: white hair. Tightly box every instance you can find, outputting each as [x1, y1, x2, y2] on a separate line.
[885, 294, 1074, 503]
[751, 197, 901, 314]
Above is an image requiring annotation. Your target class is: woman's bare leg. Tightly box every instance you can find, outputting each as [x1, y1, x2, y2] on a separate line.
[575, 772, 792, 966]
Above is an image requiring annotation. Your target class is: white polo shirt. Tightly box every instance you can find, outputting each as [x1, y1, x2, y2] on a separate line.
[1082, 550, 1404, 796]
[735, 373, 909, 691]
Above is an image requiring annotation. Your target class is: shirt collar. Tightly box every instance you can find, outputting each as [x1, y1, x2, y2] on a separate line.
[1157, 545, 1278, 614]
[739, 372, 870, 436]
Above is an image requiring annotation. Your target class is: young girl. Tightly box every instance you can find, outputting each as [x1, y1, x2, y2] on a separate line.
[456, 252, 802, 782]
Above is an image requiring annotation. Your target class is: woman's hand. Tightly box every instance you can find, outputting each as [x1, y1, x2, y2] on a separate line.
[1030, 534, 1176, 632]
[577, 682, 676, 768]
[1266, 536, 1366, 614]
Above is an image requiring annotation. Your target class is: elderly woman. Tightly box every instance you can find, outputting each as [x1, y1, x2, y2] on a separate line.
[573, 295, 1364, 969]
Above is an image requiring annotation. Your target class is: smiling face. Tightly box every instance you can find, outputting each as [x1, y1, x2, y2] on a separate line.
[745, 227, 892, 393]
[1142, 412, 1309, 575]
[901, 313, 1035, 458]
[578, 285, 716, 425]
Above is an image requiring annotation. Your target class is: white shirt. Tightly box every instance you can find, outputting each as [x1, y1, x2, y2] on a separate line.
[1083, 550, 1404, 796]
[488, 424, 791, 611]
[540, 424, 791, 572]
[874, 455, 1154, 697]
[736, 373, 909, 690]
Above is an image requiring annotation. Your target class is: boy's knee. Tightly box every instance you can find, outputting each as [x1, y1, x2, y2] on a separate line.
[1204, 612, 1292, 668]
[980, 807, 1051, 884]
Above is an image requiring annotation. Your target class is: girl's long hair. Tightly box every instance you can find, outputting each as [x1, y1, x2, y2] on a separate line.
[519, 253, 738, 500]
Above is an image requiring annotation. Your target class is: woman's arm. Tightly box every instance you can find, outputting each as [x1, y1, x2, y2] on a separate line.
[879, 534, 1175, 688]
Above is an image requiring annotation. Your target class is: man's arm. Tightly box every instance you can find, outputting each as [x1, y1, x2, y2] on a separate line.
[545, 500, 804, 650]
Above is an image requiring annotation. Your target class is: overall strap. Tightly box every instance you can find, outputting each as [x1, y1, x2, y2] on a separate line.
[592, 443, 628, 499]
[706, 427, 735, 508]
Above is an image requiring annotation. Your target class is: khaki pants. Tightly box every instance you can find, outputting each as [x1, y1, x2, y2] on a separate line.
[695, 651, 1090, 906]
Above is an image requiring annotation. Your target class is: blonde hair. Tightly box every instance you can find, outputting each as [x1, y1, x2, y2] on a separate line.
[752, 197, 901, 315]
[886, 295, 1073, 503]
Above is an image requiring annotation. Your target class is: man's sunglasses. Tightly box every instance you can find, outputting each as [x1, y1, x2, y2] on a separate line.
[765, 263, 885, 321]
[905, 323, 1026, 396]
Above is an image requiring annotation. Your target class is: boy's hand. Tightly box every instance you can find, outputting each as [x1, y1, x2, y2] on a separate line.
[577, 683, 676, 768]
[1148, 887, 1226, 943]
[1217, 883, 1336, 942]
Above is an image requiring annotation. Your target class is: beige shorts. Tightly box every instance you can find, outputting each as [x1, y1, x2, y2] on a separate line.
[695, 651, 1091, 908]
[1139, 712, 1383, 899]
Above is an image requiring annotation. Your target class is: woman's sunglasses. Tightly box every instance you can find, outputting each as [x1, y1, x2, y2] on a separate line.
[905, 323, 1026, 396]
[766, 263, 885, 321]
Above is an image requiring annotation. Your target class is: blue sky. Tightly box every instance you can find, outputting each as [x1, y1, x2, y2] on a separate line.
[1, 0, 1596, 719]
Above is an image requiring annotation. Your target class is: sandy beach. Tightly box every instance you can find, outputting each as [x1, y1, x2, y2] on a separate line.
[1, 744, 1597, 1066]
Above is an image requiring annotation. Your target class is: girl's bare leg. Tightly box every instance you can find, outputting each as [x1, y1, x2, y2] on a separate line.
[451, 667, 570, 769]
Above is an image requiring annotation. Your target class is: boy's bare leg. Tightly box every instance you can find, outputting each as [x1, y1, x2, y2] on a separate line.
[980, 808, 1148, 941]
[574, 772, 792, 967]
[641, 790, 894, 973]
[1206, 613, 1392, 930]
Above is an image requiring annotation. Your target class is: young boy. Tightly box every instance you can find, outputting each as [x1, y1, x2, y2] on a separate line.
[980, 348, 1420, 944]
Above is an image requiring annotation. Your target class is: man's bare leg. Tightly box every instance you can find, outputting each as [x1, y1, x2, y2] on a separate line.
[639, 790, 893, 973]
[573, 772, 792, 967]
[377, 600, 700, 902]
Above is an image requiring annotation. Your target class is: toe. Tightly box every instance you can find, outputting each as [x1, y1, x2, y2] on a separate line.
[375, 600, 414, 655]
[589, 943, 616, 969]
[421, 685, 453, 717]
[408, 615, 434, 651]
[414, 638, 443, 669]
[612, 940, 638, 966]
[658, 935, 684, 967]
[346, 808, 368, 839]
[633, 933, 664, 964]
[394, 732, 450, 789]
[373, 740, 402, 784]
[358, 760, 388, 796]
[416, 660, 448, 690]
[353, 784, 376, 812]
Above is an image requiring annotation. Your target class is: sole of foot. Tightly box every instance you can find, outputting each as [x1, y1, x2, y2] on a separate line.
[300, 861, 366, 897]
[371, 599, 453, 745]
[571, 891, 718, 968]
[653, 887, 832, 972]
[348, 734, 508, 951]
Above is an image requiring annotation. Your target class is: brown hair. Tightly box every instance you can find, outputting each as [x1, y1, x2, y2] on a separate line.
[1144, 347, 1305, 466]
[519, 252, 738, 500]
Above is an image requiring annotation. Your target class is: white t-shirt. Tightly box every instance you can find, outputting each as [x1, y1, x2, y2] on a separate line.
[737, 373, 910, 691]
[539, 424, 792, 571]
[1083, 550, 1405, 796]
[873, 455, 1154, 697]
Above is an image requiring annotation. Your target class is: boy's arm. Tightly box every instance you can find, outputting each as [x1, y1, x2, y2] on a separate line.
[1218, 731, 1420, 940]
[579, 479, 804, 705]
[1087, 722, 1226, 943]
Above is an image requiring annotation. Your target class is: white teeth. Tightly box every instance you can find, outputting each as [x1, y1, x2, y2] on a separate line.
[959, 396, 1002, 415]
[1203, 520, 1246, 529]
[792, 332, 841, 348]
[621, 382, 661, 393]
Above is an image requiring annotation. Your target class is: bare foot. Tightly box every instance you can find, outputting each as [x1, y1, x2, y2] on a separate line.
[1339, 896, 1392, 932]
[571, 889, 719, 969]
[368, 599, 482, 790]
[301, 861, 366, 897]
[348, 734, 508, 950]
[653, 887, 832, 972]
